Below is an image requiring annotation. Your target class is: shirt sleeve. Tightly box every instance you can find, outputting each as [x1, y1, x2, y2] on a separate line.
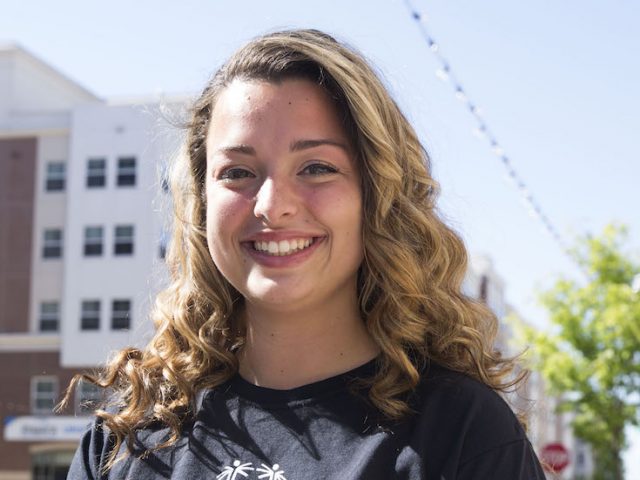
[67, 417, 108, 480]
[456, 438, 546, 479]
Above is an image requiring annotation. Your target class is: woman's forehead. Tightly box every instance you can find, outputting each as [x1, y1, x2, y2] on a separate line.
[206, 79, 351, 150]
[211, 78, 335, 116]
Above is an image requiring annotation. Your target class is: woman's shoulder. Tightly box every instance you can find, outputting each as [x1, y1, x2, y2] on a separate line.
[421, 363, 514, 403]
[67, 412, 179, 479]
[417, 364, 524, 440]
[68, 415, 112, 479]
[411, 363, 542, 475]
[417, 362, 524, 434]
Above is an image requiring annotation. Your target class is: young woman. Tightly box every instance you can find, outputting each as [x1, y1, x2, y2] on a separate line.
[67, 29, 545, 479]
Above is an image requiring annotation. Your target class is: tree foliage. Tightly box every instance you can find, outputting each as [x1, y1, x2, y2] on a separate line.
[519, 225, 640, 480]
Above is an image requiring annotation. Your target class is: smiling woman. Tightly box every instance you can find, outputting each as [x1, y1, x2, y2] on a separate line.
[65, 29, 545, 479]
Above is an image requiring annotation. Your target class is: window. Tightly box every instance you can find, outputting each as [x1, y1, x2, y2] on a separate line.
[31, 376, 58, 415]
[39, 302, 59, 332]
[160, 163, 170, 193]
[75, 380, 103, 415]
[83, 226, 103, 256]
[80, 300, 100, 330]
[87, 158, 106, 187]
[159, 230, 169, 259]
[111, 299, 131, 330]
[114, 225, 134, 255]
[479, 275, 488, 303]
[42, 229, 63, 258]
[159, 241, 167, 260]
[117, 156, 136, 186]
[45, 162, 65, 191]
[32, 451, 74, 480]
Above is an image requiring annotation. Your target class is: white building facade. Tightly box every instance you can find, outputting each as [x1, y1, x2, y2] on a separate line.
[61, 101, 176, 367]
[0, 44, 178, 479]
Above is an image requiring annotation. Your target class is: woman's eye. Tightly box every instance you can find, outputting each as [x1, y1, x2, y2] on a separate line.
[219, 167, 254, 180]
[301, 163, 338, 176]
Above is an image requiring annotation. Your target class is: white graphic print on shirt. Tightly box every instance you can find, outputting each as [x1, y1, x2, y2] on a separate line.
[256, 463, 287, 480]
[216, 460, 254, 480]
[216, 460, 287, 480]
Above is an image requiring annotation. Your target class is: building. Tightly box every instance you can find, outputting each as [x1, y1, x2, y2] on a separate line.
[0, 44, 179, 479]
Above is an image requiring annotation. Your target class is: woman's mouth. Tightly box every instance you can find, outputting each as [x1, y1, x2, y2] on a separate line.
[252, 237, 317, 256]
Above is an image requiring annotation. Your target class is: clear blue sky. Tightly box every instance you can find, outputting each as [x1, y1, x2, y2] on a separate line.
[3, 0, 639, 475]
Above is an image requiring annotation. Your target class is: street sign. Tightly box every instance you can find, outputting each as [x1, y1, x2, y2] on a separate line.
[4, 416, 90, 441]
[540, 442, 570, 473]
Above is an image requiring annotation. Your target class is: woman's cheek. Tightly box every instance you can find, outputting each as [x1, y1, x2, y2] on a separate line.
[208, 190, 248, 223]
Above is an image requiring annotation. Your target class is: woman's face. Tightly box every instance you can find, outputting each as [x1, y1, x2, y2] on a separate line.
[205, 78, 363, 313]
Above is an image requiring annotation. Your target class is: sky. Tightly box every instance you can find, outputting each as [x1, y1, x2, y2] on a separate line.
[2, 0, 639, 476]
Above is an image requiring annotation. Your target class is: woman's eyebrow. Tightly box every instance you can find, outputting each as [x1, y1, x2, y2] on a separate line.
[216, 144, 256, 155]
[290, 139, 349, 153]
[216, 139, 349, 156]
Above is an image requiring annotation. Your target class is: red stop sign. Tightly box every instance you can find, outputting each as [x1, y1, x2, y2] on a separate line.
[540, 443, 570, 473]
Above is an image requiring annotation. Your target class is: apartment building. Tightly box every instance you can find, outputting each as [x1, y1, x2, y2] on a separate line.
[0, 44, 178, 480]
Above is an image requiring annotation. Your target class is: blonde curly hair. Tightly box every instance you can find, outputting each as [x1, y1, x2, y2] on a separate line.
[63, 28, 524, 467]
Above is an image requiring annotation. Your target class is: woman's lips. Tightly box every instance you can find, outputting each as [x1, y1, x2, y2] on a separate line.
[242, 236, 326, 268]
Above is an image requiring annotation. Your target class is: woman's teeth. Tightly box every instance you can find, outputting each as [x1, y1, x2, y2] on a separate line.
[253, 238, 314, 256]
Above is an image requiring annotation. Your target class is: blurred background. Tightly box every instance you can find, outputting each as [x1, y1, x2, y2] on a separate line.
[0, 0, 638, 478]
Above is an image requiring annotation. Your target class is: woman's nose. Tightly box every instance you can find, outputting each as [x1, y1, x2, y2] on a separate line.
[253, 177, 299, 225]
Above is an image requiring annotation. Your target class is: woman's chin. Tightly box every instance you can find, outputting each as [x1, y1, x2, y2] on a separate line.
[242, 278, 316, 311]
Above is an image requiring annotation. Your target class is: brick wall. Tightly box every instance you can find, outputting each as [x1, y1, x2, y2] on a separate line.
[0, 138, 36, 334]
[0, 351, 81, 471]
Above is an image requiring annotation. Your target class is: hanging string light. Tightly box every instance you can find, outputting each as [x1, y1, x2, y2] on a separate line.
[403, 0, 570, 257]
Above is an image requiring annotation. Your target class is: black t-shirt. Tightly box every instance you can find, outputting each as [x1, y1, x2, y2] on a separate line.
[68, 360, 545, 479]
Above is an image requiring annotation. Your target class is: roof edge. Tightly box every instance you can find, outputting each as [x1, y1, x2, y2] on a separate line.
[0, 42, 102, 102]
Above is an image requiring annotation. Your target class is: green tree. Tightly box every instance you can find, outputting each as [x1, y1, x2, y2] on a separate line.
[519, 225, 640, 480]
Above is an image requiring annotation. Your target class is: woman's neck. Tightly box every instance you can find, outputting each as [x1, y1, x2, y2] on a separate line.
[237, 296, 379, 390]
